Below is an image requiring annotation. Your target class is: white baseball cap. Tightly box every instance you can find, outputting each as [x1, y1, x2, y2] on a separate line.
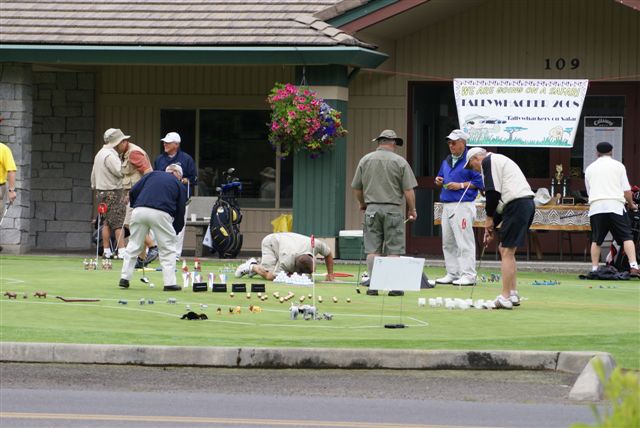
[166, 163, 183, 178]
[464, 147, 485, 169]
[446, 129, 470, 141]
[161, 132, 181, 144]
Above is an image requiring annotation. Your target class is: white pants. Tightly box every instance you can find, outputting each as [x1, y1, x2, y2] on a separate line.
[174, 204, 189, 258]
[441, 202, 477, 279]
[120, 207, 177, 286]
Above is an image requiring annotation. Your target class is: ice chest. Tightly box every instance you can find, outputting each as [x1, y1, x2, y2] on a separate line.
[338, 230, 363, 260]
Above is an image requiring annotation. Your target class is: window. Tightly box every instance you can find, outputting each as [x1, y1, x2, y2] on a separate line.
[161, 109, 293, 208]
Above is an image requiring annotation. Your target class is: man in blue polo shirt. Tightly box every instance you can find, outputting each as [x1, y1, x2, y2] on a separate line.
[434, 130, 484, 286]
[154, 132, 197, 259]
[119, 164, 187, 291]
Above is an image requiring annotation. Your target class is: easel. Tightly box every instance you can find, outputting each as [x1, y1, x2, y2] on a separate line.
[369, 256, 425, 328]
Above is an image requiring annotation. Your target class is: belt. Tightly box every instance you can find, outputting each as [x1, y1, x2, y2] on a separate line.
[367, 202, 400, 206]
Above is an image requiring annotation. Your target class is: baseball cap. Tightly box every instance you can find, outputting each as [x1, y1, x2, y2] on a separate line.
[596, 142, 613, 154]
[161, 132, 181, 144]
[464, 147, 484, 169]
[372, 129, 403, 146]
[446, 129, 470, 141]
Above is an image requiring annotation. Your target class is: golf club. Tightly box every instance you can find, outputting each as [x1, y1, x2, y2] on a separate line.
[140, 260, 149, 283]
[447, 183, 470, 219]
[0, 201, 12, 227]
[470, 244, 486, 300]
[355, 220, 365, 294]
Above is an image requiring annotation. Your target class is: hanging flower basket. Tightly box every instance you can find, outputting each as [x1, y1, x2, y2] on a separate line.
[267, 83, 347, 159]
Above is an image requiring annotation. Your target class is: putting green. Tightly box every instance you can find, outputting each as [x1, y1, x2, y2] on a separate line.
[1, 255, 638, 369]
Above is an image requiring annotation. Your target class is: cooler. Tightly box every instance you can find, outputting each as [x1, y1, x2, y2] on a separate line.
[338, 230, 363, 260]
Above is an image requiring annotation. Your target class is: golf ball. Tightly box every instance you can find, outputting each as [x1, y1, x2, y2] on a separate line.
[149, 283, 155, 288]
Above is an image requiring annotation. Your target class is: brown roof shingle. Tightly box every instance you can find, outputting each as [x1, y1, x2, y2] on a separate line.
[0, 0, 370, 47]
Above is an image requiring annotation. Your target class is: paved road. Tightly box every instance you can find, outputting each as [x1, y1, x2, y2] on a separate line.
[0, 363, 598, 427]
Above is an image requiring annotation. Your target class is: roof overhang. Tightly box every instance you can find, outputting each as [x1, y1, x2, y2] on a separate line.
[0, 44, 388, 68]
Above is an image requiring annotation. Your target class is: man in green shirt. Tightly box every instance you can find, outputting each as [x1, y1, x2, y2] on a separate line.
[351, 130, 418, 289]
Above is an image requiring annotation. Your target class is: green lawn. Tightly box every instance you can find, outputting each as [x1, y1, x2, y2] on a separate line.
[1, 255, 639, 369]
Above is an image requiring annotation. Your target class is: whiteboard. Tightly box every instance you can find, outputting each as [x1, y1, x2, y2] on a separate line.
[369, 257, 425, 291]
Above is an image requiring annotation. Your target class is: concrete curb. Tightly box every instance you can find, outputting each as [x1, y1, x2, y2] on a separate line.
[0, 343, 612, 401]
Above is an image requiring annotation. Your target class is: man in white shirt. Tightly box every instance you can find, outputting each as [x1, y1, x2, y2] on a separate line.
[235, 232, 335, 281]
[584, 142, 639, 277]
[465, 147, 535, 309]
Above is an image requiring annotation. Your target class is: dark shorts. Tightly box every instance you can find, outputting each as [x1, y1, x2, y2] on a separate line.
[590, 212, 633, 245]
[97, 190, 126, 229]
[498, 197, 535, 248]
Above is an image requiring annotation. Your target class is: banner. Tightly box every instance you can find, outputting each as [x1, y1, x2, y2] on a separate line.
[453, 79, 588, 147]
[583, 116, 623, 171]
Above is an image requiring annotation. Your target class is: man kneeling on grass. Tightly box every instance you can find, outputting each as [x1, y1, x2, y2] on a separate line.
[235, 232, 335, 282]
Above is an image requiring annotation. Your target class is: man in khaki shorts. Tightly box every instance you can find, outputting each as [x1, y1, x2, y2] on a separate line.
[235, 232, 335, 281]
[351, 130, 418, 292]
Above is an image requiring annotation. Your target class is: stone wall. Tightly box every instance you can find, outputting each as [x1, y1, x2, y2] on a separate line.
[0, 63, 32, 253]
[31, 70, 95, 251]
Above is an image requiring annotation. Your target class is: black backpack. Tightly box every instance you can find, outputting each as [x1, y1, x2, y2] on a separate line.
[208, 168, 243, 258]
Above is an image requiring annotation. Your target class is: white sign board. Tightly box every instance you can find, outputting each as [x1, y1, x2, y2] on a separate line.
[454, 78, 588, 147]
[369, 257, 425, 291]
[583, 116, 623, 171]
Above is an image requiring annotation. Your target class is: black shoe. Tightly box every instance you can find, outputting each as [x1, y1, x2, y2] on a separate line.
[366, 289, 378, 296]
[118, 278, 130, 289]
[388, 290, 404, 297]
[143, 247, 159, 265]
[134, 257, 145, 269]
[163, 285, 181, 291]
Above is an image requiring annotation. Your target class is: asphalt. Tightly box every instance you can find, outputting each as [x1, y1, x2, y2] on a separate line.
[1, 252, 608, 402]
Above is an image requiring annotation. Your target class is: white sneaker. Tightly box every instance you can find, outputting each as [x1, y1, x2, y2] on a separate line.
[103, 249, 113, 259]
[509, 292, 521, 307]
[436, 274, 457, 284]
[235, 258, 257, 278]
[453, 276, 476, 286]
[494, 294, 513, 310]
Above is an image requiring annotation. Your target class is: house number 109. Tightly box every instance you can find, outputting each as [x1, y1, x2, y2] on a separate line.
[545, 58, 580, 70]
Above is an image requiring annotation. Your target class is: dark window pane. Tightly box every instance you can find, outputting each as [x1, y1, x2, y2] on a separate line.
[199, 110, 292, 208]
[497, 147, 549, 178]
[160, 110, 196, 161]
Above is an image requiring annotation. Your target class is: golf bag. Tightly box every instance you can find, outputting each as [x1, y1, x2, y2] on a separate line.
[606, 185, 640, 272]
[208, 168, 243, 258]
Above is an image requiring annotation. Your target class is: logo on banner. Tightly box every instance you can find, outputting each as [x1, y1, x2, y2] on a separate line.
[453, 79, 588, 148]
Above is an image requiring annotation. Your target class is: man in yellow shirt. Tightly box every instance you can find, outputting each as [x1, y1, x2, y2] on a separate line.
[0, 141, 17, 209]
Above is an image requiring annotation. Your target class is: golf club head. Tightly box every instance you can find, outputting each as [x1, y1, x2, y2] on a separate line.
[140, 277, 150, 284]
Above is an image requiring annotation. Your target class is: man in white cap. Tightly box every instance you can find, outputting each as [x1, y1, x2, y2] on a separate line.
[465, 147, 534, 309]
[154, 132, 197, 259]
[434, 129, 484, 286]
[585, 141, 639, 277]
[119, 164, 187, 291]
[91, 128, 127, 259]
[351, 130, 417, 294]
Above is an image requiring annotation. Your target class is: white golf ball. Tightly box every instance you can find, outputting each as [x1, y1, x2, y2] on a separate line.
[149, 283, 155, 288]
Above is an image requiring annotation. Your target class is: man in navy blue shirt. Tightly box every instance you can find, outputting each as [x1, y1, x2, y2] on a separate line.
[119, 164, 187, 291]
[154, 132, 197, 260]
[434, 130, 484, 286]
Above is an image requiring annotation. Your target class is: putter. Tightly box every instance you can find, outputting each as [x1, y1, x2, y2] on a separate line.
[447, 183, 470, 219]
[355, 220, 366, 294]
[470, 244, 486, 300]
[140, 261, 149, 283]
[0, 201, 12, 227]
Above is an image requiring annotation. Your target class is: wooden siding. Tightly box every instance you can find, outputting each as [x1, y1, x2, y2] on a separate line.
[97, 65, 295, 251]
[343, 0, 639, 230]
[184, 209, 293, 252]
